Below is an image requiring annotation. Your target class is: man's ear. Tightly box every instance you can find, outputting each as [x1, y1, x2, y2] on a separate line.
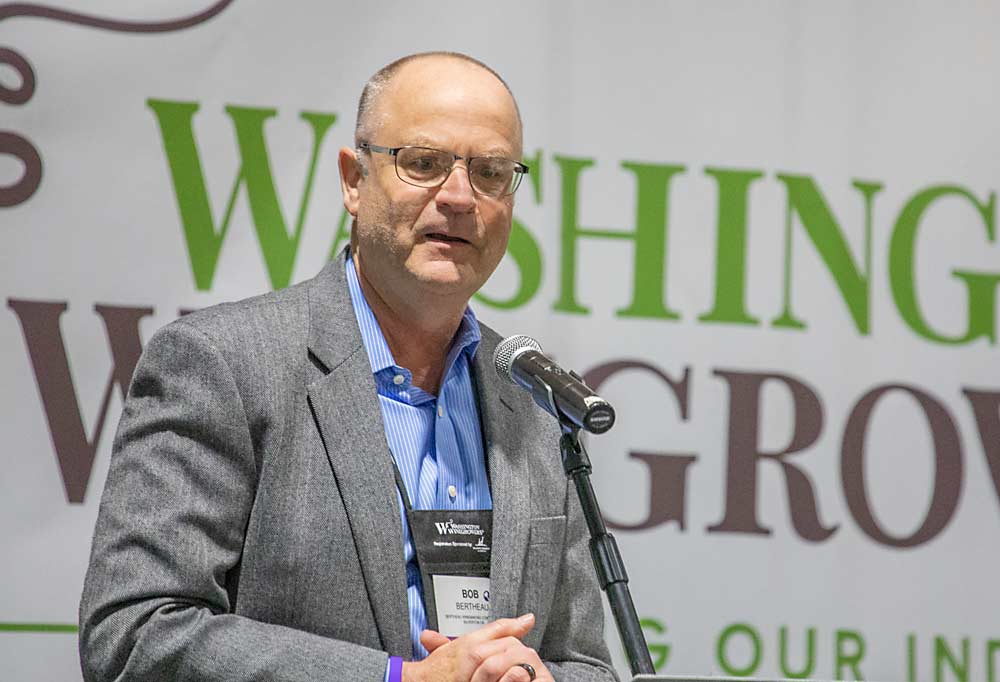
[338, 146, 364, 217]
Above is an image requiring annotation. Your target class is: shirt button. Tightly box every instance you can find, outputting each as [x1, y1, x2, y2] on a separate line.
[393, 374, 404, 385]
[448, 485, 457, 499]
[438, 405, 444, 417]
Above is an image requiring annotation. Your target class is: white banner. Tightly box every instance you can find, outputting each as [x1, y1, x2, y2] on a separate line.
[2, 2, 998, 680]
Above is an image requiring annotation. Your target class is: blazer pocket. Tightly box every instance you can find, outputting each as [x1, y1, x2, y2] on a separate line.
[528, 515, 567, 546]
[521, 515, 568, 644]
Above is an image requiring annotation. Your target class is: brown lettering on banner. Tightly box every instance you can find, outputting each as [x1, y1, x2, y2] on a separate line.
[7, 299, 152, 503]
[963, 388, 1000, 509]
[708, 369, 838, 542]
[583, 361, 697, 530]
[841, 384, 963, 548]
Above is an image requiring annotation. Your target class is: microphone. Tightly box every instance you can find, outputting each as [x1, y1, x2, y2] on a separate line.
[493, 335, 616, 434]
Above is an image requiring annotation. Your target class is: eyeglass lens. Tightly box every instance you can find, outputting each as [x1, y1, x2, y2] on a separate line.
[394, 147, 521, 196]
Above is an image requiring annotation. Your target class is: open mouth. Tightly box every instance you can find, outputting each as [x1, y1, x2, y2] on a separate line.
[425, 232, 470, 244]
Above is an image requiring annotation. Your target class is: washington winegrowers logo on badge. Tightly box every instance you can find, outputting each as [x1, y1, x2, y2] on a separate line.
[0, 0, 236, 207]
[434, 520, 487, 537]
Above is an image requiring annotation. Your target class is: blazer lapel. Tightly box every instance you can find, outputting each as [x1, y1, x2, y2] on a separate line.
[304, 259, 411, 657]
[473, 333, 531, 622]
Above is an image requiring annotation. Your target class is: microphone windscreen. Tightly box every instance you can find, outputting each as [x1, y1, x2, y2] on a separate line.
[493, 335, 542, 383]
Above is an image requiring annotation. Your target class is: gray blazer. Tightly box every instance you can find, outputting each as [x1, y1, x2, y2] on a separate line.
[79, 258, 617, 682]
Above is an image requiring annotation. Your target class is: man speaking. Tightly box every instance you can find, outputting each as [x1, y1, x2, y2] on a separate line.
[79, 52, 617, 682]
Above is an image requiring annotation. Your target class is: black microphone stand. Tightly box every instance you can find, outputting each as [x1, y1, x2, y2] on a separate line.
[539, 379, 655, 676]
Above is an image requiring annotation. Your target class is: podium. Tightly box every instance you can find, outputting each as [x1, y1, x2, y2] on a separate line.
[633, 677, 846, 681]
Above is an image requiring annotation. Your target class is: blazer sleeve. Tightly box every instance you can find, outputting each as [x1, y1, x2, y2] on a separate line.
[78, 319, 388, 682]
[540, 486, 621, 682]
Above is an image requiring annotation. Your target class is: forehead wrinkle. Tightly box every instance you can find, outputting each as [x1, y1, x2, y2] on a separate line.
[398, 135, 516, 159]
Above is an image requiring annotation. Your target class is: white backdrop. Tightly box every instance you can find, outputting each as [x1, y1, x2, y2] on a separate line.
[2, 2, 999, 680]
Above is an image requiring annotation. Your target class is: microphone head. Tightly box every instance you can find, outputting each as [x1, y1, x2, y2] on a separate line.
[493, 334, 542, 383]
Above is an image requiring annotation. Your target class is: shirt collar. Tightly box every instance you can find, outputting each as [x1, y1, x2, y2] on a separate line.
[345, 252, 481, 378]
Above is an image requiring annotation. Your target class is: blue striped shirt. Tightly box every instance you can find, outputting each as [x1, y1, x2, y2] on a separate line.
[345, 255, 493, 667]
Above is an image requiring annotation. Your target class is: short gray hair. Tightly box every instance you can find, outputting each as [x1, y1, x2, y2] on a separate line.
[353, 51, 522, 148]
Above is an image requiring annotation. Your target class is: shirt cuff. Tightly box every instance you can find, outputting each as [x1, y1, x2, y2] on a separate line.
[385, 656, 403, 682]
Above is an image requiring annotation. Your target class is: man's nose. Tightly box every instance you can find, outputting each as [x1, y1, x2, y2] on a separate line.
[435, 163, 477, 213]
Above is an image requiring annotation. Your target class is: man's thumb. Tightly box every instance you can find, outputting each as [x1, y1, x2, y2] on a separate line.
[420, 628, 450, 652]
[515, 613, 535, 630]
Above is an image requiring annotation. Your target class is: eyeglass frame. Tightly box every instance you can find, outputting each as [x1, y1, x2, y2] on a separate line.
[357, 142, 530, 197]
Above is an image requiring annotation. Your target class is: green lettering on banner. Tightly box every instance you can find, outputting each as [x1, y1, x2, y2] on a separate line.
[987, 639, 1000, 682]
[638, 617, 670, 671]
[476, 149, 544, 309]
[835, 629, 866, 680]
[474, 217, 543, 309]
[698, 167, 765, 326]
[147, 99, 337, 291]
[890, 185, 1000, 345]
[907, 633, 997, 682]
[779, 625, 817, 679]
[0, 623, 78, 633]
[326, 208, 353, 261]
[552, 155, 685, 318]
[523, 147, 544, 203]
[717, 623, 762, 677]
[935, 636, 970, 682]
[773, 175, 882, 334]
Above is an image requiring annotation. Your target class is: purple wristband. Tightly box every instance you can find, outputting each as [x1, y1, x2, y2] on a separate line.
[388, 656, 403, 682]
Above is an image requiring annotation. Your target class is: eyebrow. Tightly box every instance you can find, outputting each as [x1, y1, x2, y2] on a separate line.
[404, 136, 515, 159]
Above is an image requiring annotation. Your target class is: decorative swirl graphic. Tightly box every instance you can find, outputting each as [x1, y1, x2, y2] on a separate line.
[0, 1, 236, 207]
[0, 46, 34, 104]
[0, 0, 235, 33]
[0, 47, 40, 206]
[0, 130, 41, 206]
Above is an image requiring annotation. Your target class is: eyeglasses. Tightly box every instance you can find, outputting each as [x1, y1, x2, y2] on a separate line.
[358, 142, 529, 198]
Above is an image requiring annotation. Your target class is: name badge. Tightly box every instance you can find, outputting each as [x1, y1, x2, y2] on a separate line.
[432, 574, 492, 637]
[408, 509, 493, 636]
